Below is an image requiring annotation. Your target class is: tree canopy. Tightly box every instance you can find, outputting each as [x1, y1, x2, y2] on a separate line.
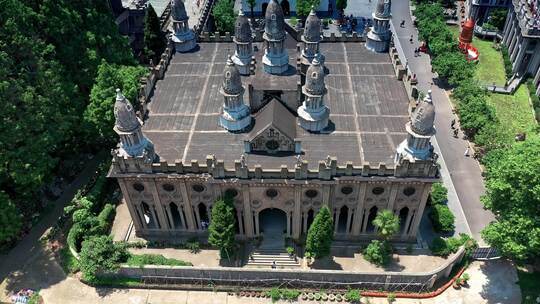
[208, 197, 237, 259]
[481, 138, 540, 262]
[79, 235, 128, 282]
[305, 206, 334, 258]
[0, 0, 136, 237]
[212, 0, 236, 33]
[144, 4, 166, 63]
[373, 209, 400, 241]
[296, 0, 321, 17]
[0, 192, 22, 246]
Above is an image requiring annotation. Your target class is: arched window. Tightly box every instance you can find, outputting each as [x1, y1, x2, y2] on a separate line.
[366, 206, 378, 232]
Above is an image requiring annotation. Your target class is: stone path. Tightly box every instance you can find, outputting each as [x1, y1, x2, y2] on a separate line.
[391, 0, 495, 243]
[0, 151, 106, 282]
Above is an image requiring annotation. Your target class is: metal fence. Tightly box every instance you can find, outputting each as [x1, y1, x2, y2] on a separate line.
[471, 247, 500, 260]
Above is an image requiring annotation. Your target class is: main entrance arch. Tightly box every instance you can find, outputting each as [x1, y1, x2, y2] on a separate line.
[258, 208, 287, 235]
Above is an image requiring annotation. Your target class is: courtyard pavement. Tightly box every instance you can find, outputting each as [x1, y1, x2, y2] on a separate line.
[390, 0, 495, 243]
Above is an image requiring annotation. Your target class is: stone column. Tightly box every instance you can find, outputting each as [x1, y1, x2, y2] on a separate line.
[502, 10, 513, 45]
[193, 205, 202, 230]
[510, 35, 523, 63]
[177, 204, 187, 229]
[237, 210, 244, 235]
[149, 180, 170, 230]
[150, 205, 160, 229]
[293, 186, 302, 239]
[509, 31, 520, 61]
[255, 211, 260, 235]
[179, 182, 197, 231]
[386, 183, 399, 211]
[334, 208, 341, 233]
[287, 212, 292, 236]
[302, 211, 308, 233]
[352, 183, 367, 236]
[409, 184, 431, 237]
[361, 208, 370, 233]
[164, 204, 175, 230]
[402, 209, 414, 236]
[117, 179, 145, 232]
[345, 209, 353, 234]
[242, 184, 254, 237]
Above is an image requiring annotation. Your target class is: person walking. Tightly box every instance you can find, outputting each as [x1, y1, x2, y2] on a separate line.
[400, 20, 405, 27]
[451, 119, 456, 129]
[464, 147, 470, 157]
[409, 35, 413, 43]
[271, 260, 277, 269]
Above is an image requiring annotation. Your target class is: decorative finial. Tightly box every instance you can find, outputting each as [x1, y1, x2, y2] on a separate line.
[312, 57, 320, 65]
[240, 153, 246, 167]
[116, 88, 124, 100]
[296, 154, 302, 168]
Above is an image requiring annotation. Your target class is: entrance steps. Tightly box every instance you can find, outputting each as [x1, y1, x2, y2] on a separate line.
[246, 248, 301, 268]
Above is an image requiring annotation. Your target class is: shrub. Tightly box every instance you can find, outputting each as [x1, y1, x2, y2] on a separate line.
[345, 289, 361, 302]
[429, 237, 451, 256]
[286, 246, 295, 255]
[305, 206, 334, 258]
[267, 288, 281, 303]
[501, 46, 513, 79]
[280, 289, 300, 301]
[430, 234, 476, 257]
[430, 204, 455, 233]
[186, 240, 200, 253]
[387, 293, 396, 303]
[79, 235, 129, 282]
[126, 254, 192, 267]
[290, 16, 298, 26]
[97, 203, 116, 230]
[363, 240, 391, 266]
[430, 183, 448, 205]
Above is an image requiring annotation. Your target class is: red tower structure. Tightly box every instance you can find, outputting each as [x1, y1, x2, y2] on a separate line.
[458, 19, 479, 61]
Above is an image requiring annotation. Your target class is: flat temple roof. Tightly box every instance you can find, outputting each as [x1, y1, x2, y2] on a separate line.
[143, 40, 410, 169]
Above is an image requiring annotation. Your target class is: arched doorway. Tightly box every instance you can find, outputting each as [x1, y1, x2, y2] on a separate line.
[280, 0, 290, 16]
[262, 2, 269, 16]
[169, 202, 183, 229]
[366, 206, 378, 232]
[337, 205, 349, 233]
[398, 207, 409, 234]
[307, 209, 314, 231]
[142, 201, 159, 229]
[198, 203, 209, 229]
[259, 208, 287, 235]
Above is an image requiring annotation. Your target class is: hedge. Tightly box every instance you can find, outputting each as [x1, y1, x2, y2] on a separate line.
[126, 254, 193, 267]
[430, 204, 455, 233]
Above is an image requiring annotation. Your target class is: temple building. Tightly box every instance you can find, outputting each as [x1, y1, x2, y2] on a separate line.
[108, 0, 439, 244]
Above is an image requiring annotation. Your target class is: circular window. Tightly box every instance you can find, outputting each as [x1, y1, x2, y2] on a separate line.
[305, 189, 318, 198]
[372, 187, 384, 195]
[133, 183, 144, 192]
[192, 184, 205, 193]
[266, 188, 278, 198]
[225, 188, 238, 198]
[265, 140, 280, 150]
[162, 183, 175, 192]
[403, 187, 416, 196]
[341, 186, 353, 195]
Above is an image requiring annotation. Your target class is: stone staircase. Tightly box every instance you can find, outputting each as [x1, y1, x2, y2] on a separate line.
[245, 233, 301, 269]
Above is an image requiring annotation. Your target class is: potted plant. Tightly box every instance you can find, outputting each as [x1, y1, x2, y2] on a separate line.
[453, 277, 462, 289]
[286, 246, 295, 257]
[386, 293, 396, 303]
[460, 273, 470, 287]
[305, 251, 313, 266]
[322, 18, 330, 29]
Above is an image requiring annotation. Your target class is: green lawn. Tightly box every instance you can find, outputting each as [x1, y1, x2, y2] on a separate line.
[126, 253, 192, 267]
[517, 270, 540, 304]
[487, 85, 538, 136]
[447, 25, 506, 86]
[473, 38, 506, 86]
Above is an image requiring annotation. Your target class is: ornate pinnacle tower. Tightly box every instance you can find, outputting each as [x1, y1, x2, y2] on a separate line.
[395, 90, 436, 162]
[113, 89, 155, 162]
[219, 56, 252, 131]
[300, 8, 324, 75]
[262, 0, 289, 74]
[232, 10, 253, 75]
[366, 0, 392, 53]
[171, 0, 196, 52]
[298, 58, 330, 132]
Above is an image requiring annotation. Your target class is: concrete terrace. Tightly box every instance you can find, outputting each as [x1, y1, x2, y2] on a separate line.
[143, 39, 410, 169]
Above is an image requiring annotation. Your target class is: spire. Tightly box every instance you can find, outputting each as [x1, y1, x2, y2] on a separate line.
[264, 0, 285, 40]
[304, 57, 326, 96]
[235, 9, 252, 43]
[221, 56, 244, 95]
[114, 88, 140, 133]
[303, 8, 322, 43]
[411, 90, 435, 136]
[375, 0, 391, 18]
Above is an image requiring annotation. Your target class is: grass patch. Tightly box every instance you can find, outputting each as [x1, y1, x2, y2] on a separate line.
[517, 270, 540, 304]
[90, 276, 142, 287]
[126, 254, 193, 267]
[59, 246, 79, 274]
[486, 85, 538, 136]
[448, 25, 460, 39]
[473, 38, 506, 86]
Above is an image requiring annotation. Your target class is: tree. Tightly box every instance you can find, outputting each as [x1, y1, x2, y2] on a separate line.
[212, 0, 236, 34]
[430, 182, 448, 205]
[296, 0, 320, 18]
[481, 138, 540, 262]
[79, 235, 128, 282]
[246, 0, 256, 21]
[457, 96, 496, 138]
[430, 204, 455, 233]
[305, 206, 334, 258]
[208, 197, 236, 259]
[0, 191, 21, 246]
[485, 8, 507, 31]
[432, 51, 475, 86]
[373, 209, 400, 241]
[84, 61, 148, 144]
[363, 240, 391, 266]
[144, 4, 166, 62]
[336, 0, 347, 12]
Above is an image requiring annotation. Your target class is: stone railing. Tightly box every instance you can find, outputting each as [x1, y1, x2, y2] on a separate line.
[198, 30, 264, 42]
[105, 247, 466, 292]
[473, 25, 503, 41]
[389, 47, 418, 101]
[137, 39, 175, 116]
[283, 20, 365, 43]
[195, 0, 215, 35]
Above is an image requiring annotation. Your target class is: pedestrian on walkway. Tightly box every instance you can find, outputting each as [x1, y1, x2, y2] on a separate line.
[409, 35, 413, 43]
[451, 119, 456, 129]
[453, 129, 459, 138]
[464, 147, 470, 157]
[400, 20, 405, 27]
[271, 260, 277, 269]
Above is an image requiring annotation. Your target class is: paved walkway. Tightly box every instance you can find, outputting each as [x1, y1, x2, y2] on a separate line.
[391, 0, 495, 243]
[0, 151, 106, 282]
